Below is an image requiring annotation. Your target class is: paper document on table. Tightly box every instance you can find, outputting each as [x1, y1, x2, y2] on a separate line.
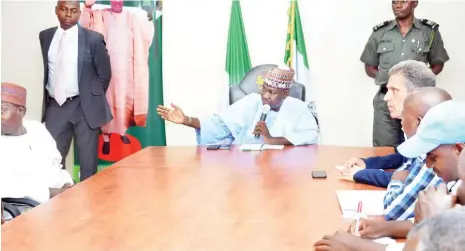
[335, 165, 345, 171]
[336, 190, 386, 218]
[262, 144, 284, 150]
[373, 237, 396, 245]
[240, 144, 264, 151]
[240, 144, 284, 151]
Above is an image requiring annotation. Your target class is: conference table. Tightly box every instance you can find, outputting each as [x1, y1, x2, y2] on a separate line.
[2, 145, 393, 251]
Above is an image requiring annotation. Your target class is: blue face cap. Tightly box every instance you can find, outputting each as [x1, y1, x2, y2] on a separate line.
[397, 100, 465, 158]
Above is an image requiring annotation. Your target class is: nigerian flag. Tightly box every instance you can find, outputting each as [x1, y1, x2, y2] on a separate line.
[224, 0, 251, 108]
[284, 0, 315, 105]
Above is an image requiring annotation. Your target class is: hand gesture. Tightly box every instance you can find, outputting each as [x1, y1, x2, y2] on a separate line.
[349, 219, 386, 238]
[157, 103, 186, 124]
[314, 231, 356, 251]
[339, 165, 364, 182]
[414, 183, 457, 223]
[253, 121, 271, 139]
[314, 238, 351, 251]
[343, 158, 366, 170]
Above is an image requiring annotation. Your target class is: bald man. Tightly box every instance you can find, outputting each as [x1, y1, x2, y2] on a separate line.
[380, 87, 449, 221]
[315, 87, 454, 251]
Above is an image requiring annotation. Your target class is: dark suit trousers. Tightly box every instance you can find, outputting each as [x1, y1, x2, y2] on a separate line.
[45, 97, 99, 181]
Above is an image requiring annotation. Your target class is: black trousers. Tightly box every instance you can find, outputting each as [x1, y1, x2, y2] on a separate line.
[44, 97, 99, 181]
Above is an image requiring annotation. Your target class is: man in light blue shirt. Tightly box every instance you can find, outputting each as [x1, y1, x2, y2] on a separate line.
[157, 66, 319, 146]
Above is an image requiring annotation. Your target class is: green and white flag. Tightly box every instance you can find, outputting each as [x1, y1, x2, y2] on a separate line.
[284, 0, 318, 119]
[224, 0, 252, 110]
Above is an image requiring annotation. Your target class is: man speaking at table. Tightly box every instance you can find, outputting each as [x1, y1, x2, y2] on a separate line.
[157, 66, 319, 146]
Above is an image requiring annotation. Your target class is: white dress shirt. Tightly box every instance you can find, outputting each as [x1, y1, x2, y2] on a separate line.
[46, 25, 79, 98]
[0, 119, 73, 203]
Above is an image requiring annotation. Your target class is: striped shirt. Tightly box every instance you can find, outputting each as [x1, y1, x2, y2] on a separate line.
[383, 155, 443, 221]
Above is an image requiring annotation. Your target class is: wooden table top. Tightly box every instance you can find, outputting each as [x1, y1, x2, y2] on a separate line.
[1, 145, 393, 251]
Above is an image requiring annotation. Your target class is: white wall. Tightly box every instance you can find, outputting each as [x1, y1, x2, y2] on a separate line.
[163, 0, 465, 146]
[2, 0, 465, 151]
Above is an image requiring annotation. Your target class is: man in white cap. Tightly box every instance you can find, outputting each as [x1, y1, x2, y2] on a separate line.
[157, 66, 319, 145]
[1, 82, 73, 205]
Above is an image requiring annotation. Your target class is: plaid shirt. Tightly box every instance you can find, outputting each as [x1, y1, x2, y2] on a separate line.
[383, 155, 443, 221]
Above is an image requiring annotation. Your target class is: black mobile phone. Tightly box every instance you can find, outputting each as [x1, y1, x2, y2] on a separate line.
[219, 145, 231, 150]
[207, 145, 221, 150]
[312, 170, 327, 179]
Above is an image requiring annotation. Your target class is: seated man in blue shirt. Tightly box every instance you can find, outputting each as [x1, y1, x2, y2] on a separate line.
[314, 99, 465, 251]
[341, 60, 436, 188]
[345, 87, 449, 221]
[382, 87, 447, 220]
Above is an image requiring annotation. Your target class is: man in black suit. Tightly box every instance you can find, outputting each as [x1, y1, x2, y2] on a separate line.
[39, 0, 112, 181]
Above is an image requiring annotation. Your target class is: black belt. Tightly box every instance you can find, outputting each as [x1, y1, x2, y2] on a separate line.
[379, 84, 388, 94]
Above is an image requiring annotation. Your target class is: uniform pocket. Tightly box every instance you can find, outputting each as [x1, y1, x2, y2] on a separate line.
[377, 42, 395, 67]
[410, 39, 430, 62]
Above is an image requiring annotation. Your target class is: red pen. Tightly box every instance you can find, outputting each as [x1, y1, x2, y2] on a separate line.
[355, 201, 363, 235]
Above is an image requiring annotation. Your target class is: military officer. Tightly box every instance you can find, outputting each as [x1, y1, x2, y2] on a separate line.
[360, 0, 449, 147]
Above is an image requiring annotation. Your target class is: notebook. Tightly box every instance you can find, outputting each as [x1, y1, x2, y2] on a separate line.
[336, 190, 386, 219]
[239, 144, 285, 151]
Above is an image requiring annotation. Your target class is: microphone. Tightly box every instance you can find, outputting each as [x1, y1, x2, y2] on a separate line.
[255, 104, 271, 138]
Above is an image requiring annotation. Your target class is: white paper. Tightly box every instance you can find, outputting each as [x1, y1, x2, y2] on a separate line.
[342, 211, 368, 219]
[336, 190, 386, 218]
[262, 144, 284, 150]
[239, 144, 284, 151]
[373, 237, 397, 245]
[239, 144, 263, 151]
[335, 165, 345, 171]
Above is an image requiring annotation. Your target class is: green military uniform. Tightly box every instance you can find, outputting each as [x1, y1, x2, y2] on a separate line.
[360, 18, 449, 147]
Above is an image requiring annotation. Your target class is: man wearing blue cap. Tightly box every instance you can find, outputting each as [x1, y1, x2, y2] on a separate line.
[314, 99, 465, 251]
[397, 99, 465, 184]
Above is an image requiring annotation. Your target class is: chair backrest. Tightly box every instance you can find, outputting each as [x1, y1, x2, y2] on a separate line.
[2, 202, 21, 223]
[1, 198, 40, 222]
[229, 64, 306, 105]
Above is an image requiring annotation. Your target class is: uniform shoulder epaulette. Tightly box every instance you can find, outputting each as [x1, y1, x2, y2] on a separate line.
[421, 19, 439, 30]
[373, 20, 390, 31]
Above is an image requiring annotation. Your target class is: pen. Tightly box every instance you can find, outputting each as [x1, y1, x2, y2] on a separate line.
[355, 201, 362, 235]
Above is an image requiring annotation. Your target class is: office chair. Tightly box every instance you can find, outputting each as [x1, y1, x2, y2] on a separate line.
[229, 64, 306, 105]
[2, 202, 21, 222]
[1, 197, 40, 221]
[228, 64, 319, 129]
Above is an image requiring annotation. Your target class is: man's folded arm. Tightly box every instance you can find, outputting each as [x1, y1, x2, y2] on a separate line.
[362, 152, 405, 170]
[353, 169, 393, 188]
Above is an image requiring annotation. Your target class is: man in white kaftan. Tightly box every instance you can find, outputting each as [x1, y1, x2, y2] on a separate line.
[1, 83, 73, 205]
[157, 66, 319, 146]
